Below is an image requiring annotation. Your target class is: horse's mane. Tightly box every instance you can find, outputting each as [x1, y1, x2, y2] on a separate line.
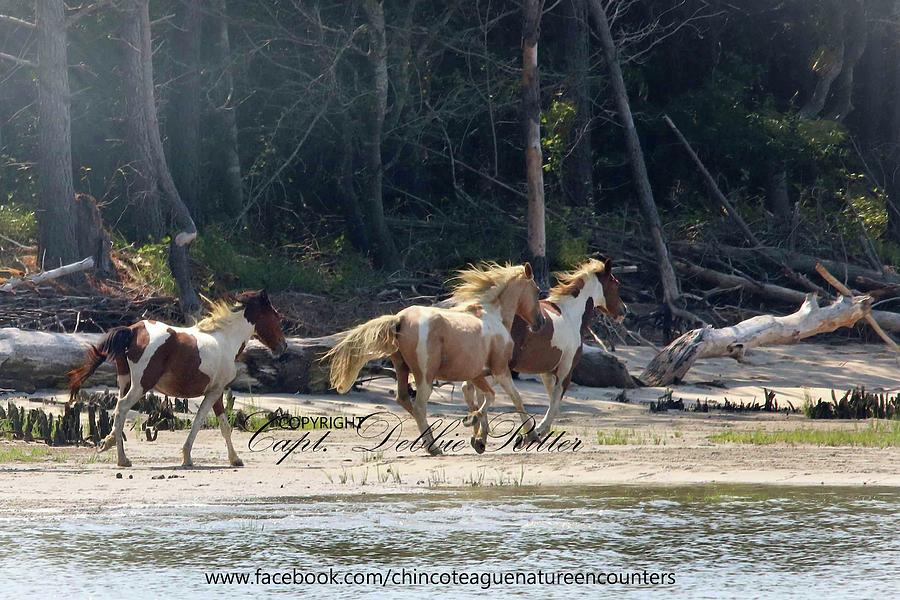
[196, 300, 244, 332]
[450, 262, 527, 306]
[547, 258, 606, 303]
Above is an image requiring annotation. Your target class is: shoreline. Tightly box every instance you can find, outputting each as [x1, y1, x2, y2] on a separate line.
[1, 342, 899, 510]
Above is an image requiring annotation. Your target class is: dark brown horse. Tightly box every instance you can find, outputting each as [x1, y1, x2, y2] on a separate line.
[68, 290, 286, 467]
[463, 258, 627, 439]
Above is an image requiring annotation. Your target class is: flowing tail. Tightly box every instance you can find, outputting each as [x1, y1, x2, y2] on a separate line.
[324, 315, 401, 393]
[67, 326, 134, 403]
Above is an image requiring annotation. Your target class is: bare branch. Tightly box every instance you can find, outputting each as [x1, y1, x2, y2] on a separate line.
[0, 14, 35, 29]
[0, 51, 36, 68]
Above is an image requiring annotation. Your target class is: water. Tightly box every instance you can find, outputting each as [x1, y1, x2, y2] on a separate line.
[0, 485, 897, 599]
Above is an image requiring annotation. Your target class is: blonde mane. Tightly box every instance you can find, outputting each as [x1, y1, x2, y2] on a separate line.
[547, 258, 606, 303]
[196, 300, 244, 332]
[449, 262, 528, 307]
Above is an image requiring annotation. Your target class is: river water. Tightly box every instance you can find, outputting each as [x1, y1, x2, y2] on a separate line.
[1, 484, 897, 599]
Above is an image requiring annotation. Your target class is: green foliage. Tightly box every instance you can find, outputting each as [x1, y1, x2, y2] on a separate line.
[194, 227, 385, 295]
[541, 97, 576, 175]
[121, 236, 177, 295]
[0, 202, 36, 245]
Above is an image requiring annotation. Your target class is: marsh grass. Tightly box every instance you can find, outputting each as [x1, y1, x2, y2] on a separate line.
[709, 421, 900, 448]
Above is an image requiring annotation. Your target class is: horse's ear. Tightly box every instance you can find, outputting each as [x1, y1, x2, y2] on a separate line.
[602, 256, 613, 271]
[260, 289, 269, 301]
[523, 262, 534, 280]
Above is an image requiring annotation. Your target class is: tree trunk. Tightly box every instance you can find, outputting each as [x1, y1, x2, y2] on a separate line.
[359, 0, 401, 271]
[338, 116, 370, 252]
[35, 0, 80, 275]
[588, 0, 681, 305]
[642, 294, 873, 387]
[522, 0, 549, 289]
[167, 0, 202, 223]
[826, 0, 867, 121]
[119, 0, 165, 239]
[119, 0, 200, 318]
[208, 0, 244, 220]
[561, 0, 594, 208]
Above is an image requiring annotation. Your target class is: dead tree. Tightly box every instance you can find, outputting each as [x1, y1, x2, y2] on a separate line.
[522, 0, 549, 289]
[118, 0, 200, 317]
[588, 0, 688, 320]
[642, 293, 873, 387]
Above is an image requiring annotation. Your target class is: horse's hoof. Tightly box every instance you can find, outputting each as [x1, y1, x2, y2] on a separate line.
[427, 445, 443, 457]
[230, 457, 244, 467]
[462, 415, 475, 427]
[117, 457, 132, 468]
[470, 437, 486, 454]
[97, 436, 114, 453]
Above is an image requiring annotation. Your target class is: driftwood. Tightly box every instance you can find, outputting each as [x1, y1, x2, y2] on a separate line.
[641, 293, 873, 386]
[0, 257, 95, 292]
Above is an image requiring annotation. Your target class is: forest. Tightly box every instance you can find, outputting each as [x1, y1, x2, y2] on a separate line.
[2, 0, 900, 343]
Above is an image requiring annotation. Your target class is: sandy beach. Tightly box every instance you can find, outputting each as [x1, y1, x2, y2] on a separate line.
[1, 341, 898, 510]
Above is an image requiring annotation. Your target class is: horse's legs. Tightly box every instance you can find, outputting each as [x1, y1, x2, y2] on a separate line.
[182, 389, 222, 467]
[461, 381, 481, 438]
[493, 372, 539, 444]
[409, 378, 440, 456]
[534, 372, 563, 438]
[213, 394, 243, 467]
[100, 384, 143, 468]
[390, 353, 414, 416]
[469, 376, 496, 454]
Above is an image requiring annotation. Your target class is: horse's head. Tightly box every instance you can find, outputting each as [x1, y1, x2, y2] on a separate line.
[514, 262, 546, 332]
[595, 257, 628, 322]
[237, 290, 288, 356]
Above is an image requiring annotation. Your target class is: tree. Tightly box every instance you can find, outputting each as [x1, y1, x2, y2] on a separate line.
[358, 0, 401, 271]
[522, 0, 548, 289]
[118, 0, 199, 316]
[167, 0, 202, 223]
[0, 1, 111, 279]
[208, 0, 244, 220]
[35, 0, 79, 273]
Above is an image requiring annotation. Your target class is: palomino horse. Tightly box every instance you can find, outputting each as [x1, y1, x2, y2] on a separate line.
[68, 290, 287, 468]
[463, 258, 627, 440]
[325, 262, 545, 455]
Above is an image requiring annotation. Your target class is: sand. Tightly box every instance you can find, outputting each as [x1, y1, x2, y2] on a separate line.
[1, 341, 898, 510]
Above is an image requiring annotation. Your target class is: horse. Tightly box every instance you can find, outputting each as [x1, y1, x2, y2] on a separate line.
[462, 257, 627, 440]
[67, 290, 287, 468]
[325, 262, 545, 455]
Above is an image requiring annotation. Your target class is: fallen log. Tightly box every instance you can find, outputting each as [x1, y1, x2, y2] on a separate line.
[0, 257, 95, 292]
[641, 293, 873, 387]
[677, 260, 900, 333]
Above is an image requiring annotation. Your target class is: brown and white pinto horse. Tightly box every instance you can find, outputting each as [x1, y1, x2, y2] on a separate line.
[68, 290, 286, 468]
[463, 258, 627, 439]
[325, 263, 545, 455]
